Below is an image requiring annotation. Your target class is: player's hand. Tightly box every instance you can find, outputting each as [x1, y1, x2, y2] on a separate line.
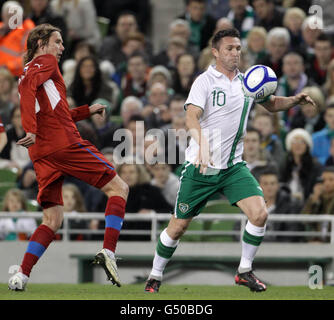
[194, 140, 213, 174]
[295, 93, 317, 109]
[16, 132, 36, 148]
[89, 104, 106, 118]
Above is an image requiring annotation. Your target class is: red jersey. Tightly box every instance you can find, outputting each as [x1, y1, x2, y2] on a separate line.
[0, 116, 4, 133]
[18, 54, 90, 162]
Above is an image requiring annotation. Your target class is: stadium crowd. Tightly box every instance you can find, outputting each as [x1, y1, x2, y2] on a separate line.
[1, 0, 334, 242]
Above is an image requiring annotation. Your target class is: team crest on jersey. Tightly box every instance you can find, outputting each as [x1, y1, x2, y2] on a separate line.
[178, 203, 189, 213]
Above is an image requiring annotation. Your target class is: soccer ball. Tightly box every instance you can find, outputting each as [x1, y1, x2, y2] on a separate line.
[242, 65, 277, 102]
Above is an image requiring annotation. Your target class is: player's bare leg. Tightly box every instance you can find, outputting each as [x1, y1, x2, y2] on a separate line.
[9, 205, 63, 291]
[145, 215, 192, 292]
[93, 175, 129, 287]
[235, 196, 268, 292]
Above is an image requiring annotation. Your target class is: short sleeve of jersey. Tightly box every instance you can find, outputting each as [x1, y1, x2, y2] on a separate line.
[184, 75, 208, 111]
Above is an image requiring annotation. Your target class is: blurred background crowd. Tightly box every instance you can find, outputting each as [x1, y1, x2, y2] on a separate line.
[1, 0, 334, 242]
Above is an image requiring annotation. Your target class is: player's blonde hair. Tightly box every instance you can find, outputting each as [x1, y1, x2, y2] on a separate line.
[24, 23, 61, 64]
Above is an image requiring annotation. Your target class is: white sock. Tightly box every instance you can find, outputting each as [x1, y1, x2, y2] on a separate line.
[238, 221, 266, 273]
[150, 229, 179, 280]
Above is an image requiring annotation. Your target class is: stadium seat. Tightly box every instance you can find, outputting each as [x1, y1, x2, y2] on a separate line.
[199, 199, 241, 242]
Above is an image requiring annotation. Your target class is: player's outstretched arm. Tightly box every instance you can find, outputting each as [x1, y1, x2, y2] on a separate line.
[186, 105, 213, 174]
[260, 93, 317, 113]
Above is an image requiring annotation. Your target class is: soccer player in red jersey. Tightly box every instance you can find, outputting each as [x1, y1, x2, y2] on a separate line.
[8, 24, 129, 291]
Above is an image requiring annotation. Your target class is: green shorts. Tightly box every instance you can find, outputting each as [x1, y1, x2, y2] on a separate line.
[174, 161, 264, 219]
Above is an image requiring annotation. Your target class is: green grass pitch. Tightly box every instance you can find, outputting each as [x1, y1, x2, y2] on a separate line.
[1, 283, 334, 300]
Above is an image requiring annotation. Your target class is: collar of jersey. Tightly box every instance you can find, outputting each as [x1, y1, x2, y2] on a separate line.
[209, 65, 241, 81]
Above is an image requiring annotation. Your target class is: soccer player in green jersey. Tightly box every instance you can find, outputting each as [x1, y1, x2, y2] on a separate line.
[145, 28, 316, 292]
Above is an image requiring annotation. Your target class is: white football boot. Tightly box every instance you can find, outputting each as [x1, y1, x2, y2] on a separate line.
[93, 249, 121, 287]
[8, 272, 29, 291]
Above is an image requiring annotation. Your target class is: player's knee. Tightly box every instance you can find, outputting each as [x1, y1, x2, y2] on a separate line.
[43, 217, 63, 232]
[169, 223, 188, 240]
[252, 207, 268, 226]
[42, 209, 63, 232]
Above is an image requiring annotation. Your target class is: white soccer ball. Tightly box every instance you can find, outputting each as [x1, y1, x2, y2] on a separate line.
[242, 65, 277, 102]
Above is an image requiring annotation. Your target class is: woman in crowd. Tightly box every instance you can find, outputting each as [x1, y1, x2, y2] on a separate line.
[0, 189, 37, 241]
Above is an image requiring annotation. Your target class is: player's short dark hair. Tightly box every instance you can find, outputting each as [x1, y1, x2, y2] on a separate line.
[212, 28, 241, 49]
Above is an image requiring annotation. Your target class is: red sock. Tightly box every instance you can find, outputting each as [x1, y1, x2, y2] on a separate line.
[103, 196, 126, 253]
[20, 224, 55, 277]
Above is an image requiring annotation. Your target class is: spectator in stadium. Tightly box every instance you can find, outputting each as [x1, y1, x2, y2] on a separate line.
[172, 53, 197, 97]
[252, 0, 285, 32]
[312, 104, 334, 165]
[312, 0, 334, 38]
[68, 56, 116, 109]
[62, 41, 117, 94]
[323, 59, 334, 100]
[252, 113, 286, 168]
[117, 161, 173, 241]
[0, 67, 15, 126]
[50, 0, 101, 58]
[256, 27, 290, 78]
[161, 111, 188, 172]
[152, 36, 187, 72]
[325, 138, 334, 166]
[119, 96, 144, 128]
[245, 26, 267, 67]
[165, 18, 200, 58]
[122, 114, 146, 161]
[29, 0, 67, 48]
[0, 105, 30, 171]
[242, 127, 276, 179]
[280, 128, 323, 202]
[227, 0, 255, 46]
[301, 166, 334, 241]
[62, 41, 96, 87]
[120, 51, 150, 100]
[276, 52, 314, 126]
[146, 65, 174, 99]
[61, 183, 88, 241]
[17, 161, 38, 200]
[0, 188, 37, 241]
[300, 15, 323, 59]
[0, 1, 35, 77]
[282, 7, 306, 51]
[206, 0, 230, 20]
[99, 11, 153, 69]
[142, 82, 171, 129]
[258, 167, 303, 242]
[178, 0, 216, 53]
[148, 162, 180, 207]
[306, 34, 334, 86]
[290, 86, 326, 134]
